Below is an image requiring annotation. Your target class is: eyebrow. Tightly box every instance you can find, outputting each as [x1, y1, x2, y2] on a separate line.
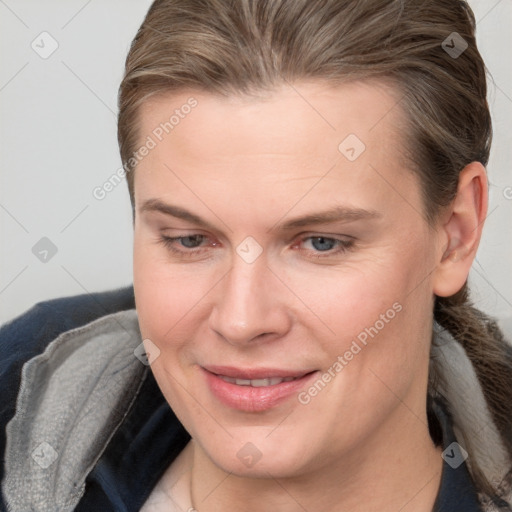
[140, 198, 380, 232]
[140, 199, 217, 230]
[274, 206, 381, 231]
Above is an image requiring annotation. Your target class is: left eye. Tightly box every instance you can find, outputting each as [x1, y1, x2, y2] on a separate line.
[158, 234, 212, 255]
[174, 235, 206, 248]
[296, 236, 354, 257]
[304, 236, 338, 251]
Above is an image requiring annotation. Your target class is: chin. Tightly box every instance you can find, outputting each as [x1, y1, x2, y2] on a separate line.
[198, 427, 317, 479]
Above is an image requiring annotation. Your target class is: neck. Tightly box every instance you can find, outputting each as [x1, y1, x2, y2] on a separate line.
[188, 407, 443, 512]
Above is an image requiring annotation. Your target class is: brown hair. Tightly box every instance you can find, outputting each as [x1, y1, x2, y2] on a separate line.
[118, 0, 512, 505]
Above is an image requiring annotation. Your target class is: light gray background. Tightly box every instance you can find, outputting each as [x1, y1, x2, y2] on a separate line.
[1, 0, 511, 335]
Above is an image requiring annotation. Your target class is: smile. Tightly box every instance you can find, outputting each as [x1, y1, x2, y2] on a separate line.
[201, 366, 317, 412]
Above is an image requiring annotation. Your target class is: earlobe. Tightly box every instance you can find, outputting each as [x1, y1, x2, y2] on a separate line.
[432, 162, 488, 297]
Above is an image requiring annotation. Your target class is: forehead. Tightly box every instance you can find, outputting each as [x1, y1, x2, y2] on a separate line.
[133, 80, 421, 224]
[138, 80, 405, 160]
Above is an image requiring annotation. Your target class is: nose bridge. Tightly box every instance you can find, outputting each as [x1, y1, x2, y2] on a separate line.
[209, 253, 288, 344]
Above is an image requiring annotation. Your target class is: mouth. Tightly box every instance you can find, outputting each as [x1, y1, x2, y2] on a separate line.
[201, 365, 318, 412]
[217, 375, 299, 387]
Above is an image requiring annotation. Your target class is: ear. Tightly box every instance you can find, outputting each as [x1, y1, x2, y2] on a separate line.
[432, 162, 488, 297]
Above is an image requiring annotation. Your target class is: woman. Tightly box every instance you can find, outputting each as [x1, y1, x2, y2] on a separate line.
[1, 0, 511, 510]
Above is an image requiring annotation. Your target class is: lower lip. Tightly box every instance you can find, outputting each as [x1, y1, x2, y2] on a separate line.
[202, 369, 318, 412]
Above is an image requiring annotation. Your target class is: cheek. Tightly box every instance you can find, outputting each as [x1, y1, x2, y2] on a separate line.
[133, 236, 207, 346]
[278, 250, 411, 338]
[348, 249, 433, 387]
[290, 257, 433, 447]
[133, 241, 209, 418]
[286, 235, 434, 379]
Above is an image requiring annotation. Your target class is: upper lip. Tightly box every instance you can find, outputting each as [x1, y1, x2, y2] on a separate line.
[203, 365, 314, 380]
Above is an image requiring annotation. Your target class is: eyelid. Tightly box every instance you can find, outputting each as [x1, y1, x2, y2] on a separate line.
[157, 234, 218, 261]
[290, 231, 355, 245]
[160, 233, 218, 246]
[159, 229, 220, 245]
[148, 215, 227, 243]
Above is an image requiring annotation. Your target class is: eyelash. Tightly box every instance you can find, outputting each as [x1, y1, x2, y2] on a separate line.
[158, 235, 215, 258]
[157, 234, 355, 260]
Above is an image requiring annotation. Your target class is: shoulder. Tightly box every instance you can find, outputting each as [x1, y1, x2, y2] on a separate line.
[0, 285, 135, 416]
[0, 286, 136, 506]
[0, 286, 135, 381]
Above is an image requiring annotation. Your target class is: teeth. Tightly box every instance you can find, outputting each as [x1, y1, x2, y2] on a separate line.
[218, 375, 298, 386]
[219, 376, 237, 384]
[251, 378, 281, 387]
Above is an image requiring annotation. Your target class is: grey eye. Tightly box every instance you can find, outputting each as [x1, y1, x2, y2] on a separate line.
[310, 237, 337, 251]
[180, 235, 205, 248]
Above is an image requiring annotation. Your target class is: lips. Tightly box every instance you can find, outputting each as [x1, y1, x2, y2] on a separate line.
[201, 365, 317, 412]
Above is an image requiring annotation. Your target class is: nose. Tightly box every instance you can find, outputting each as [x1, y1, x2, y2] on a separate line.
[208, 255, 292, 346]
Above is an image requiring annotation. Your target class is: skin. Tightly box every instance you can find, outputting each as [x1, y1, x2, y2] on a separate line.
[133, 81, 488, 512]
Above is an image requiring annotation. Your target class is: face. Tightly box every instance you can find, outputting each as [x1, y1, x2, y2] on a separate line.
[133, 81, 443, 479]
